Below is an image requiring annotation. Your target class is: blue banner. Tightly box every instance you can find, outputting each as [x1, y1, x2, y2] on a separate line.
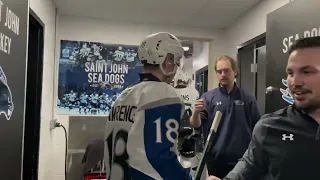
[57, 40, 142, 115]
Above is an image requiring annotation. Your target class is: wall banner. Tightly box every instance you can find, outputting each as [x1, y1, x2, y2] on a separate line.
[57, 40, 143, 115]
[0, 0, 28, 178]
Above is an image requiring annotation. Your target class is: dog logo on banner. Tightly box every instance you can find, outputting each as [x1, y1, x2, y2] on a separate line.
[0, 66, 14, 120]
[280, 79, 294, 105]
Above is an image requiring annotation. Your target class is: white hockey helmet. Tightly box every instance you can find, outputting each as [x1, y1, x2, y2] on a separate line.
[175, 70, 190, 83]
[138, 32, 184, 75]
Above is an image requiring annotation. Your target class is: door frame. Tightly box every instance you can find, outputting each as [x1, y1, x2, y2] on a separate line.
[237, 33, 266, 95]
[23, 8, 44, 180]
[195, 65, 208, 96]
[255, 45, 267, 114]
[237, 32, 266, 50]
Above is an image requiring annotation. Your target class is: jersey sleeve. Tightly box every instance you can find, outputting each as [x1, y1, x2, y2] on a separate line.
[104, 116, 115, 176]
[144, 102, 188, 179]
[194, 89, 200, 100]
[190, 88, 200, 115]
[142, 97, 191, 179]
[127, 93, 191, 180]
[199, 93, 209, 126]
[223, 119, 268, 179]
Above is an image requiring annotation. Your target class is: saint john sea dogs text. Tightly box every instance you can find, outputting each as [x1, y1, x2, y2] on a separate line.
[0, 0, 20, 55]
[84, 61, 129, 88]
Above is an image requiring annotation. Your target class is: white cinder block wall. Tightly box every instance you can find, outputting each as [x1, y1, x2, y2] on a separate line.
[29, 0, 57, 179]
[192, 41, 210, 87]
[58, 16, 219, 45]
[179, 41, 210, 88]
[192, 41, 210, 73]
[208, 0, 290, 89]
[224, 0, 290, 59]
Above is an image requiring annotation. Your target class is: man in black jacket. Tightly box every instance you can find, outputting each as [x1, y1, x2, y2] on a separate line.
[208, 36, 320, 180]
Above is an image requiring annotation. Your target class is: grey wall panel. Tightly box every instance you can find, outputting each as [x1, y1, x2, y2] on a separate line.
[67, 152, 86, 180]
[68, 116, 107, 149]
[67, 116, 107, 179]
[0, 0, 28, 178]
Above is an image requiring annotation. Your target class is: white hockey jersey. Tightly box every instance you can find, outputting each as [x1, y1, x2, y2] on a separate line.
[104, 80, 192, 180]
[175, 85, 199, 127]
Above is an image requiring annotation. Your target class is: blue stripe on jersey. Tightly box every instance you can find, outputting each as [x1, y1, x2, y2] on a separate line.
[131, 167, 155, 180]
[143, 103, 191, 180]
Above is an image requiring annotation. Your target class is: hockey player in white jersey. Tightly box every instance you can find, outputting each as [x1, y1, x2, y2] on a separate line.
[104, 32, 192, 180]
[174, 70, 201, 177]
[174, 70, 199, 127]
[113, 46, 125, 61]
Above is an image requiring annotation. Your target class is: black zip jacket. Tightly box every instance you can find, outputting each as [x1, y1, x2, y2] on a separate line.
[224, 105, 320, 180]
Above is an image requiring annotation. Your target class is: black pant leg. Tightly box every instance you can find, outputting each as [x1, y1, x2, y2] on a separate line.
[207, 162, 235, 179]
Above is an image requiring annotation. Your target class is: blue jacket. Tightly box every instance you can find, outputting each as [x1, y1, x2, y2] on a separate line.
[199, 84, 260, 165]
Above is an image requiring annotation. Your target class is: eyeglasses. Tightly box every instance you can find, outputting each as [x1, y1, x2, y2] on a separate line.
[216, 68, 231, 74]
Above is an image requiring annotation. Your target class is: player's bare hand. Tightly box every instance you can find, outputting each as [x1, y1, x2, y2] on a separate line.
[194, 98, 205, 114]
[207, 176, 221, 180]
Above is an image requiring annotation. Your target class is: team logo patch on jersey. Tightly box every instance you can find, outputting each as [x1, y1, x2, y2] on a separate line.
[280, 79, 294, 105]
[234, 100, 244, 106]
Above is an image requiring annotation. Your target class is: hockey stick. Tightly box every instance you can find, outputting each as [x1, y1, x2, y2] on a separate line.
[194, 111, 223, 180]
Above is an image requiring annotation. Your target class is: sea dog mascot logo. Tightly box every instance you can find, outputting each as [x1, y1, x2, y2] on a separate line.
[0, 66, 14, 120]
[280, 79, 294, 105]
